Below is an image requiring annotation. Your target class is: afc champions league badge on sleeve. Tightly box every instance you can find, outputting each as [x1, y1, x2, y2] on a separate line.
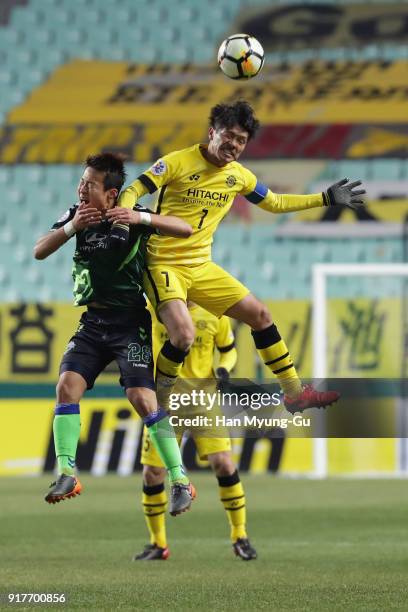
[151, 160, 167, 176]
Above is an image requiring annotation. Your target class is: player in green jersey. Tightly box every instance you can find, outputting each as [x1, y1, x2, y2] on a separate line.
[34, 153, 195, 514]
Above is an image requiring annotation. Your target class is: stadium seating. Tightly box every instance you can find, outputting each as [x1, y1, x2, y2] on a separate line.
[2, 0, 408, 119]
[0, 0, 406, 302]
[316, 160, 408, 182]
[0, 0, 264, 118]
[1, 166, 403, 301]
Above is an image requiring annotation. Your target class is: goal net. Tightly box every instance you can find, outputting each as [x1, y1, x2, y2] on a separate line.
[312, 263, 408, 477]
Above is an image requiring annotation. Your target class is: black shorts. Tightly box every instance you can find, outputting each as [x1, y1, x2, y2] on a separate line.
[59, 307, 154, 390]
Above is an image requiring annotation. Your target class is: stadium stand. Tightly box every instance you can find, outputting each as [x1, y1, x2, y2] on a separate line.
[0, 0, 407, 303]
[0, 156, 403, 302]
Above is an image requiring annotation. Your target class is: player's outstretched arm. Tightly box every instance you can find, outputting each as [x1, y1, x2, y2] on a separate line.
[106, 208, 192, 238]
[34, 203, 102, 259]
[34, 228, 71, 260]
[150, 213, 193, 238]
[255, 178, 365, 214]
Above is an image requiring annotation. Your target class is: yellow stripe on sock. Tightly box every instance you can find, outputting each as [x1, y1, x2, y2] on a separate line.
[157, 351, 184, 378]
[142, 491, 168, 548]
[257, 339, 302, 398]
[218, 482, 247, 543]
[156, 350, 186, 409]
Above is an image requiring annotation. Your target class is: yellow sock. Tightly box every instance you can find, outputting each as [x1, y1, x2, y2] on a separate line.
[142, 483, 168, 549]
[252, 324, 302, 398]
[217, 471, 247, 543]
[156, 340, 189, 409]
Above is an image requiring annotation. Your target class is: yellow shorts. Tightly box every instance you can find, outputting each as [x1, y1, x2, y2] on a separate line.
[141, 421, 232, 467]
[144, 261, 250, 318]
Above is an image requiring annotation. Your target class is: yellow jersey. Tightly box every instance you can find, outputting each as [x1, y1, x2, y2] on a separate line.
[119, 144, 325, 265]
[152, 303, 237, 379]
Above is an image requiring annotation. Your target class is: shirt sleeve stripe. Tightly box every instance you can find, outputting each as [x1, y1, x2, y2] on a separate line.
[245, 181, 268, 204]
[217, 341, 235, 353]
[138, 173, 158, 194]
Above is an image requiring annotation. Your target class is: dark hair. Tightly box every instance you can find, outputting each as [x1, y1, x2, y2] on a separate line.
[209, 100, 260, 140]
[85, 152, 127, 192]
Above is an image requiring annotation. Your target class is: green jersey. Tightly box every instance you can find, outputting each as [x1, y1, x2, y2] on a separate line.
[52, 204, 156, 308]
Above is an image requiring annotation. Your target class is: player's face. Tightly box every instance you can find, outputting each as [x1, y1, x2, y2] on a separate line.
[208, 124, 249, 165]
[77, 167, 117, 210]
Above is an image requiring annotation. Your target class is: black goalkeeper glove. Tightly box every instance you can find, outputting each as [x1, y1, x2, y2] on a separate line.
[216, 367, 230, 382]
[323, 178, 366, 210]
[215, 367, 230, 391]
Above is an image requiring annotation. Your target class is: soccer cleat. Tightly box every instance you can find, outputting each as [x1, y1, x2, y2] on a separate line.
[169, 482, 196, 516]
[233, 538, 257, 561]
[284, 384, 340, 414]
[133, 544, 170, 561]
[45, 474, 82, 504]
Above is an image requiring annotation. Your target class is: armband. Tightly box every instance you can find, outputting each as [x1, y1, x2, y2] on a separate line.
[245, 181, 268, 204]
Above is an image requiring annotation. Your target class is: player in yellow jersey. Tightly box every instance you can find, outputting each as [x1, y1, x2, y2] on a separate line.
[108, 100, 366, 413]
[134, 302, 257, 561]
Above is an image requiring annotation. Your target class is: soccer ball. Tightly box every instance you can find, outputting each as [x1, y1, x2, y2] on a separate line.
[217, 34, 264, 80]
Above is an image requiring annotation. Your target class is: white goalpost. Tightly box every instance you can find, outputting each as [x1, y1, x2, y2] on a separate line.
[311, 263, 408, 478]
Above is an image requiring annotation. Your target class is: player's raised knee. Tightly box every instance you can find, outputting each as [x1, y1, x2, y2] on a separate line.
[250, 301, 273, 331]
[170, 326, 195, 351]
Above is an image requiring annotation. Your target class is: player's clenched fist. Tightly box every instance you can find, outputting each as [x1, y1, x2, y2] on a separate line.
[72, 202, 102, 230]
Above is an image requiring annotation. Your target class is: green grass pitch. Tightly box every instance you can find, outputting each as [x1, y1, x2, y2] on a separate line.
[1, 474, 408, 611]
